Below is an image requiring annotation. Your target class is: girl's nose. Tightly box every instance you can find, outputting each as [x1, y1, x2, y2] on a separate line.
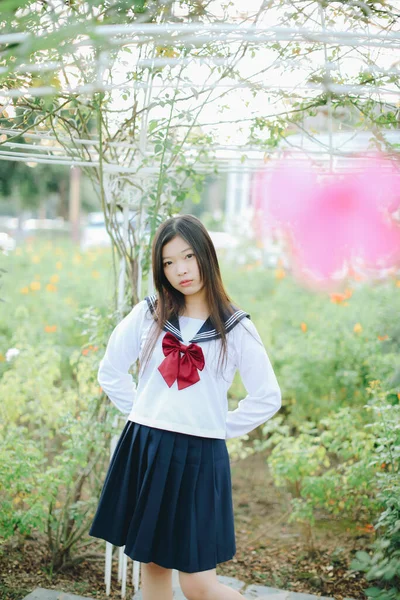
[177, 263, 188, 276]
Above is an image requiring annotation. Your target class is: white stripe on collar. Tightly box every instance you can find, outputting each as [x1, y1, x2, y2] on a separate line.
[144, 294, 250, 343]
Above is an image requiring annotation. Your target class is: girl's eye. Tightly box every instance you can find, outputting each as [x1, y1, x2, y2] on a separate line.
[163, 254, 194, 267]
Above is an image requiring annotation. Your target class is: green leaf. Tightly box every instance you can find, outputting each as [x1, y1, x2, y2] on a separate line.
[365, 587, 385, 598]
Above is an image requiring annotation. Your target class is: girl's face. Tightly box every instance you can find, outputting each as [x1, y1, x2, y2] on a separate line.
[162, 235, 204, 297]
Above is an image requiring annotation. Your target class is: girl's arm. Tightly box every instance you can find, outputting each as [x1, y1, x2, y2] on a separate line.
[225, 318, 282, 439]
[97, 300, 146, 415]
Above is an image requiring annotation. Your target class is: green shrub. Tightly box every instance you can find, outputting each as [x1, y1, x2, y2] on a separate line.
[0, 331, 122, 572]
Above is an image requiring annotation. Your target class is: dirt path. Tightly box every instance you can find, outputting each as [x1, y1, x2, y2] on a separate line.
[218, 450, 372, 599]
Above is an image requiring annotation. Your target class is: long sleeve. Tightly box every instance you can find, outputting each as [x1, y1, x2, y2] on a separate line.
[97, 300, 146, 415]
[225, 318, 282, 439]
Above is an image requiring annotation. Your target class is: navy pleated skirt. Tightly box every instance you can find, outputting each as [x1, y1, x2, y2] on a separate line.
[89, 420, 236, 573]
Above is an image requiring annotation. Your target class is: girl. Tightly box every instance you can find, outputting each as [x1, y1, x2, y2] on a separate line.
[89, 214, 282, 600]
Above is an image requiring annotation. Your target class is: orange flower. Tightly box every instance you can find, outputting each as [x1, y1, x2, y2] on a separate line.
[353, 323, 362, 333]
[20, 286, 29, 294]
[275, 267, 286, 280]
[0, 353, 5, 362]
[30, 281, 41, 291]
[46, 283, 57, 292]
[330, 287, 353, 303]
[91, 270, 100, 278]
[44, 325, 57, 333]
[50, 274, 60, 283]
[82, 345, 99, 356]
[300, 322, 307, 332]
[377, 335, 389, 341]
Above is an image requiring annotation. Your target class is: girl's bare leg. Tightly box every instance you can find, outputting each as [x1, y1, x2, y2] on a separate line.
[141, 561, 173, 600]
[179, 567, 243, 600]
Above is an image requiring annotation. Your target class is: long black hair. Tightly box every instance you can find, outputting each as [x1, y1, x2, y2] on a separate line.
[140, 214, 238, 374]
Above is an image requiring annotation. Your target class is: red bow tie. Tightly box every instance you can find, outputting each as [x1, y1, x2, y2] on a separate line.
[158, 332, 205, 390]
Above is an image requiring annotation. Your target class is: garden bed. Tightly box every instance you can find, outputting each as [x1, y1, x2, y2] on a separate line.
[0, 450, 370, 600]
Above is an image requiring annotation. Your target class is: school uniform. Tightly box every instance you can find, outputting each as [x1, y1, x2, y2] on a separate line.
[89, 295, 281, 573]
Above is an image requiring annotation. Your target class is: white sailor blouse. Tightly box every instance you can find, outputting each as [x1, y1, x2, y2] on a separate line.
[97, 295, 282, 440]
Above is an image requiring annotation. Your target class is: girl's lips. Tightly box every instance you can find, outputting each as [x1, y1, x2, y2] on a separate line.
[180, 280, 193, 286]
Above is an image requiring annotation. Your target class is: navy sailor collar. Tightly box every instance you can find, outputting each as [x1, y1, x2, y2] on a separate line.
[144, 294, 250, 344]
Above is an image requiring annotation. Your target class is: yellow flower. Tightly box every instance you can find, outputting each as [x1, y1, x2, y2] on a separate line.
[91, 270, 100, 279]
[50, 274, 59, 283]
[44, 325, 57, 333]
[55, 248, 63, 256]
[300, 322, 307, 332]
[15, 248, 22, 256]
[73, 254, 82, 264]
[65, 297, 74, 305]
[20, 286, 29, 294]
[32, 255, 41, 264]
[275, 267, 286, 280]
[30, 281, 41, 291]
[396, 280, 400, 288]
[0, 353, 5, 362]
[56, 261, 63, 270]
[46, 283, 57, 292]
[353, 323, 362, 333]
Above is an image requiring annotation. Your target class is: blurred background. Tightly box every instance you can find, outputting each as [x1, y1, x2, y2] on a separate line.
[0, 1, 399, 600]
